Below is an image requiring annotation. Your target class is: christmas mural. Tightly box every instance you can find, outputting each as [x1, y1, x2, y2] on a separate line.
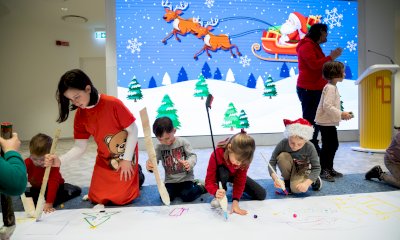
[116, 0, 358, 136]
[156, 94, 181, 129]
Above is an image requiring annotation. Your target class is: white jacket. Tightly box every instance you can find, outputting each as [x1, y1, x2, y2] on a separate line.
[315, 83, 342, 126]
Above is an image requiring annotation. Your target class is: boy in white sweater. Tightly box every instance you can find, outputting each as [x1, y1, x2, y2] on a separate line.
[315, 61, 353, 182]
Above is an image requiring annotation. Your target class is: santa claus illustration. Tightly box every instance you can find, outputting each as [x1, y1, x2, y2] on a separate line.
[278, 12, 308, 46]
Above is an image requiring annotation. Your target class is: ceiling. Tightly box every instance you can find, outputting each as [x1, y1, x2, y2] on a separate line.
[0, 0, 105, 30]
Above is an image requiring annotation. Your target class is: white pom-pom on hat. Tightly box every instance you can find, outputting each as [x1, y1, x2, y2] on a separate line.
[283, 118, 314, 140]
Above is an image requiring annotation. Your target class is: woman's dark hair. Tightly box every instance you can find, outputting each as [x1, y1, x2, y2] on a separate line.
[306, 23, 328, 42]
[56, 69, 99, 123]
[153, 117, 174, 137]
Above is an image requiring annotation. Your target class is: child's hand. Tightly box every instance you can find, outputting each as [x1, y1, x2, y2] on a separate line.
[177, 158, 190, 171]
[146, 159, 154, 172]
[273, 179, 285, 190]
[44, 203, 55, 213]
[295, 180, 312, 193]
[341, 111, 353, 120]
[215, 188, 226, 199]
[119, 160, 133, 181]
[44, 154, 61, 167]
[0, 132, 20, 153]
[231, 200, 247, 215]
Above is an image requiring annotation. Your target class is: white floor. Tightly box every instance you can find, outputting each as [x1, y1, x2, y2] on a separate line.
[9, 191, 400, 240]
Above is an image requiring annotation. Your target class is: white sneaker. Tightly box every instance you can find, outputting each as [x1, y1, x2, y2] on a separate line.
[210, 198, 221, 208]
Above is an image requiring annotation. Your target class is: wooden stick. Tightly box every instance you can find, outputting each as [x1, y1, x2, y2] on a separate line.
[20, 193, 35, 218]
[218, 182, 228, 220]
[139, 108, 170, 206]
[34, 128, 61, 221]
[260, 152, 288, 195]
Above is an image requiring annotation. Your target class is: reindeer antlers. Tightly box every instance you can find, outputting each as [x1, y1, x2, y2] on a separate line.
[161, 0, 188, 11]
[161, 0, 172, 10]
[204, 17, 219, 27]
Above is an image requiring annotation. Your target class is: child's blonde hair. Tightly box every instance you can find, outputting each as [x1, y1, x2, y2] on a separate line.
[322, 61, 345, 81]
[217, 131, 255, 168]
[29, 133, 52, 156]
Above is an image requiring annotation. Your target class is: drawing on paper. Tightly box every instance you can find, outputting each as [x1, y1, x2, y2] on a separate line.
[83, 211, 120, 228]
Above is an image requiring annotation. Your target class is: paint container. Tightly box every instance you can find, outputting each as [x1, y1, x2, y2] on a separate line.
[1, 122, 12, 139]
[1, 122, 13, 157]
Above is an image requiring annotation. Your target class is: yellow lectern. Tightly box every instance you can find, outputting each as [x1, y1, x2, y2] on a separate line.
[352, 64, 400, 153]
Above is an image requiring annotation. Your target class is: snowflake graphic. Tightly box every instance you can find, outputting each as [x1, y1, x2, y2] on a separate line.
[127, 38, 143, 54]
[323, 8, 343, 29]
[346, 40, 357, 52]
[205, 0, 215, 8]
[239, 55, 251, 67]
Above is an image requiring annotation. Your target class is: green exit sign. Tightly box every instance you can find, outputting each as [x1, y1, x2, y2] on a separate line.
[95, 31, 106, 39]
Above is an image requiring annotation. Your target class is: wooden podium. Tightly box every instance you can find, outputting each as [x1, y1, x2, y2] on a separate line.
[352, 64, 400, 153]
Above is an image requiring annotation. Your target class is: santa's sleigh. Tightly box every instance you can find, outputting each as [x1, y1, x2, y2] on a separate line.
[251, 15, 321, 62]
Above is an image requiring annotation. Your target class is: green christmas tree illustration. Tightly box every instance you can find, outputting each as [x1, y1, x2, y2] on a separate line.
[238, 109, 250, 129]
[126, 77, 143, 102]
[193, 74, 209, 100]
[156, 94, 181, 129]
[263, 75, 277, 99]
[222, 102, 240, 131]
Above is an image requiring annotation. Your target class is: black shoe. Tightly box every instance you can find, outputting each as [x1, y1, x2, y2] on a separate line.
[284, 180, 292, 194]
[329, 168, 343, 177]
[311, 176, 322, 191]
[365, 165, 383, 180]
[320, 169, 335, 182]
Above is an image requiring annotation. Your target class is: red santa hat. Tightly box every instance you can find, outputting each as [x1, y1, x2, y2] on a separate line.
[283, 118, 314, 140]
[289, 12, 308, 34]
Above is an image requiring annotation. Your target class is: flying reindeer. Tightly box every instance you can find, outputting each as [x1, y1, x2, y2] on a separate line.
[161, 0, 201, 44]
[192, 18, 242, 60]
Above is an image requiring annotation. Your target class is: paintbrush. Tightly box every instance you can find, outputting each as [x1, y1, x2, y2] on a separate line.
[218, 182, 228, 220]
[260, 153, 288, 195]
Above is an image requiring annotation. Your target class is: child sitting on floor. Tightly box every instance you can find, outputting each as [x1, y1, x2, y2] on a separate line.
[146, 117, 206, 202]
[268, 118, 322, 194]
[205, 130, 266, 216]
[366, 129, 400, 188]
[25, 133, 81, 213]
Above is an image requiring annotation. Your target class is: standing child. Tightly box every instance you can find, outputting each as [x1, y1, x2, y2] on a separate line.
[205, 130, 266, 216]
[365, 130, 400, 188]
[269, 118, 322, 194]
[25, 133, 81, 213]
[45, 69, 144, 206]
[146, 117, 206, 202]
[315, 61, 353, 182]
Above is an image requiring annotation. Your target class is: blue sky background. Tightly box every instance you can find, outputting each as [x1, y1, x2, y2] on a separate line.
[116, 0, 358, 89]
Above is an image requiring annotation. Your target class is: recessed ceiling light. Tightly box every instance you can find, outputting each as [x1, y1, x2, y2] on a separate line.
[61, 7, 68, 11]
[62, 15, 88, 24]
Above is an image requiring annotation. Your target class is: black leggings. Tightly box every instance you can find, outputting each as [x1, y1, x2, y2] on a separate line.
[217, 165, 266, 200]
[26, 183, 81, 207]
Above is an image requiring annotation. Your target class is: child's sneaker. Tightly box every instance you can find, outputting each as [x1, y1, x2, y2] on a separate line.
[365, 165, 383, 180]
[329, 168, 343, 177]
[210, 198, 221, 208]
[311, 176, 322, 191]
[320, 169, 335, 182]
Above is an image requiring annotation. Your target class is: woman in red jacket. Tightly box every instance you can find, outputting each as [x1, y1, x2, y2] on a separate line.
[296, 23, 342, 156]
[205, 131, 266, 215]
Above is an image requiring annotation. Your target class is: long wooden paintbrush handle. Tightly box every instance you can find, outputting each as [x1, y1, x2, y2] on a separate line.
[260, 153, 287, 192]
[139, 108, 170, 206]
[34, 128, 61, 221]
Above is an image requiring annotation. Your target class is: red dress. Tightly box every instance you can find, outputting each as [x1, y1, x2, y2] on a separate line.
[25, 158, 64, 204]
[74, 94, 140, 205]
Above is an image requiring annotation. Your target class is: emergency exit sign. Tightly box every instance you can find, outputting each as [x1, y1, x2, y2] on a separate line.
[95, 31, 106, 39]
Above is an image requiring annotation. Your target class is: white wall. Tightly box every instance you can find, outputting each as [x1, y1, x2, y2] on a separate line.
[0, 3, 106, 141]
[1, 0, 399, 147]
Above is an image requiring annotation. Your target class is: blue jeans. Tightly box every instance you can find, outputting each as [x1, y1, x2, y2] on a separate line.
[296, 86, 322, 154]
